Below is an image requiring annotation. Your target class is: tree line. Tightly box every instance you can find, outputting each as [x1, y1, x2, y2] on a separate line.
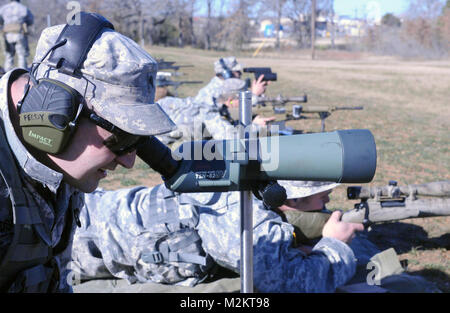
[3, 0, 449, 59]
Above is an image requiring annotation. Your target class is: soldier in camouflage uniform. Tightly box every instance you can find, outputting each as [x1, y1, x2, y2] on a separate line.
[275, 181, 441, 293]
[0, 0, 34, 71]
[71, 181, 363, 293]
[72, 180, 440, 293]
[0, 15, 175, 292]
[193, 56, 268, 107]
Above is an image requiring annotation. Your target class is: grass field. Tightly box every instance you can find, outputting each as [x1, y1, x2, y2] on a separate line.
[12, 44, 450, 291]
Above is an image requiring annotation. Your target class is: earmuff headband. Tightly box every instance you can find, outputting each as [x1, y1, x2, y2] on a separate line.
[47, 12, 114, 77]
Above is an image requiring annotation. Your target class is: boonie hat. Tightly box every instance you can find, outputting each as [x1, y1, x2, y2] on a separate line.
[278, 180, 339, 199]
[33, 24, 176, 136]
[214, 56, 243, 74]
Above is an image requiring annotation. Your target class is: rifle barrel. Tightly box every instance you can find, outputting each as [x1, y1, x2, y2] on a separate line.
[335, 106, 364, 110]
[178, 81, 203, 84]
[158, 81, 203, 87]
[349, 180, 450, 199]
[300, 105, 363, 113]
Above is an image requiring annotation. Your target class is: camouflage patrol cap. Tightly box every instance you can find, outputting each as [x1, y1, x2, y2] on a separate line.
[278, 180, 339, 199]
[214, 56, 243, 74]
[33, 24, 176, 136]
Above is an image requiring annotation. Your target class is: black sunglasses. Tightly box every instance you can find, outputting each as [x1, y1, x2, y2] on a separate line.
[81, 107, 144, 156]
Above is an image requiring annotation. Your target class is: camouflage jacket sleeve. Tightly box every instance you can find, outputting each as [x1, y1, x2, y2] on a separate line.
[193, 77, 223, 107]
[72, 185, 208, 285]
[202, 110, 235, 140]
[196, 192, 357, 293]
[156, 96, 213, 143]
[72, 187, 156, 283]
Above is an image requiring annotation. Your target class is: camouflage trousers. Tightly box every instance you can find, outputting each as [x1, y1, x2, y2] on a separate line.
[3, 33, 29, 71]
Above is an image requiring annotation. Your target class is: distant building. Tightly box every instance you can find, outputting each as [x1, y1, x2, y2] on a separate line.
[259, 18, 291, 38]
[335, 15, 366, 37]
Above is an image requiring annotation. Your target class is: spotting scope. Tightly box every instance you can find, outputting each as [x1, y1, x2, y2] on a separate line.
[137, 129, 377, 193]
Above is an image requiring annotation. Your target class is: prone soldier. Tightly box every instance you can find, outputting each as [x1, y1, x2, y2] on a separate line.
[193, 56, 269, 108]
[156, 78, 275, 145]
[70, 181, 441, 293]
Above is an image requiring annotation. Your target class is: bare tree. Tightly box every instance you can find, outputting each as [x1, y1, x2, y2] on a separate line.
[284, 0, 310, 48]
[311, 0, 316, 59]
[173, 0, 197, 47]
[274, 0, 287, 49]
[204, 0, 214, 50]
[215, 0, 255, 51]
[357, 0, 448, 58]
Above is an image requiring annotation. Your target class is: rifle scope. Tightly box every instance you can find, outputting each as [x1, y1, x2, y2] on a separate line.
[347, 180, 450, 199]
[137, 129, 377, 193]
[243, 67, 277, 82]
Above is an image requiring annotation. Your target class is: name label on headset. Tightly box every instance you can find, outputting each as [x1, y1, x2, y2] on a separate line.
[22, 113, 45, 122]
[27, 130, 53, 147]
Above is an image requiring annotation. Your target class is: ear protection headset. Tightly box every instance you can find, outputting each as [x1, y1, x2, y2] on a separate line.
[18, 12, 114, 155]
[219, 58, 233, 79]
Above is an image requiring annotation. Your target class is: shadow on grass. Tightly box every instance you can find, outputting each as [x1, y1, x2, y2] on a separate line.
[408, 268, 450, 293]
[367, 221, 450, 253]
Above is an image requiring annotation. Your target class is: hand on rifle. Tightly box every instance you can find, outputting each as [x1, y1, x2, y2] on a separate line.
[252, 115, 276, 126]
[322, 211, 364, 244]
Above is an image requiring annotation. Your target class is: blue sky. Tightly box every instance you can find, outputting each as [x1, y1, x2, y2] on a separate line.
[196, 0, 411, 18]
[334, 0, 410, 18]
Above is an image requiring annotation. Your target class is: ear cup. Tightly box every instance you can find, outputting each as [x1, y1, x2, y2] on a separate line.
[219, 58, 233, 79]
[19, 78, 82, 154]
[222, 69, 233, 79]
